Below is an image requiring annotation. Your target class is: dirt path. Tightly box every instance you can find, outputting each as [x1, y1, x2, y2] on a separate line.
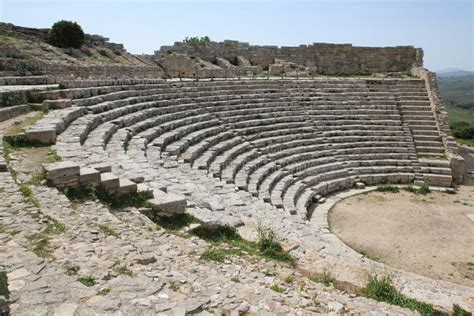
[329, 186, 474, 287]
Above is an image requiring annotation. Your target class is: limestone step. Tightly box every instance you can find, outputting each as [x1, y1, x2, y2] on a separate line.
[419, 158, 450, 168]
[422, 174, 452, 187]
[420, 166, 452, 175]
[148, 189, 187, 214]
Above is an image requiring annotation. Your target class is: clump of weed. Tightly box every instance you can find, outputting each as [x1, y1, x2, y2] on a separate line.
[375, 184, 399, 193]
[444, 188, 457, 195]
[310, 271, 334, 287]
[112, 259, 133, 277]
[26, 232, 53, 258]
[270, 284, 285, 293]
[98, 224, 118, 237]
[404, 184, 431, 195]
[77, 275, 95, 287]
[257, 227, 296, 266]
[357, 275, 444, 316]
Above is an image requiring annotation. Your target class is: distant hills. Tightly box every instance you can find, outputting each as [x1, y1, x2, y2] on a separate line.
[437, 69, 474, 129]
[437, 68, 474, 77]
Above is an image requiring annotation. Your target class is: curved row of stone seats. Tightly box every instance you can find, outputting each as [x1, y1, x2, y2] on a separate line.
[40, 78, 453, 218]
[59, 78, 165, 89]
[0, 76, 58, 86]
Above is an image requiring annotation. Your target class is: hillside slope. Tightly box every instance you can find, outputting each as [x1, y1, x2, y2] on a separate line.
[0, 23, 161, 77]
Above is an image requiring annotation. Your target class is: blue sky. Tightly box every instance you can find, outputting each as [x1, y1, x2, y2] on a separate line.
[1, 0, 472, 71]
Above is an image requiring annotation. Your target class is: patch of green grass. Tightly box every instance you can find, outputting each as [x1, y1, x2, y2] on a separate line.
[230, 276, 240, 283]
[0, 264, 9, 300]
[357, 275, 445, 316]
[404, 184, 431, 195]
[270, 284, 285, 293]
[45, 220, 66, 234]
[2, 142, 12, 163]
[418, 184, 431, 195]
[98, 224, 118, 237]
[375, 184, 399, 193]
[29, 171, 46, 185]
[26, 232, 53, 259]
[112, 259, 133, 277]
[200, 226, 296, 266]
[77, 275, 95, 287]
[257, 227, 296, 266]
[284, 275, 295, 283]
[19, 183, 40, 207]
[310, 271, 333, 287]
[3, 112, 44, 136]
[45, 149, 62, 163]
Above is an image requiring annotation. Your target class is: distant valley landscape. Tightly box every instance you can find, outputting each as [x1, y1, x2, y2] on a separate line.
[437, 69, 474, 145]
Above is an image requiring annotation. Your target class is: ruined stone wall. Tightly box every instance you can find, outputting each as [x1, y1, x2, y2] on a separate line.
[0, 58, 164, 79]
[155, 41, 419, 75]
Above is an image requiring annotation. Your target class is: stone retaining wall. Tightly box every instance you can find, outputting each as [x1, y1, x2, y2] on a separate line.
[156, 41, 419, 75]
[412, 66, 465, 184]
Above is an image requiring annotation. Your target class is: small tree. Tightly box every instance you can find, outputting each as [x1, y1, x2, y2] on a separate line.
[48, 20, 85, 49]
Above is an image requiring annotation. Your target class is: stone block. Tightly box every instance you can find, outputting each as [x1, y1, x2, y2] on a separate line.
[79, 167, 101, 185]
[26, 128, 57, 145]
[137, 183, 154, 199]
[43, 161, 80, 179]
[90, 163, 112, 173]
[100, 172, 120, 192]
[116, 178, 138, 196]
[42, 99, 72, 110]
[148, 189, 186, 214]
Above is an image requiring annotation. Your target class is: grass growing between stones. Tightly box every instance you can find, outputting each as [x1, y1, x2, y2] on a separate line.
[310, 271, 334, 287]
[26, 232, 53, 259]
[61, 186, 150, 210]
[112, 259, 133, 277]
[199, 225, 296, 267]
[77, 275, 96, 287]
[18, 183, 40, 207]
[98, 224, 118, 237]
[270, 284, 285, 293]
[357, 275, 445, 316]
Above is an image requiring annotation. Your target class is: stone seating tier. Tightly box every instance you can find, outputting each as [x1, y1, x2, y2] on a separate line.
[28, 78, 454, 217]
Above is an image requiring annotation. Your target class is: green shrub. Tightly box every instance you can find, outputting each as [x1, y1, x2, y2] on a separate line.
[358, 275, 444, 316]
[450, 121, 474, 140]
[48, 20, 85, 49]
[183, 36, 210, 44]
